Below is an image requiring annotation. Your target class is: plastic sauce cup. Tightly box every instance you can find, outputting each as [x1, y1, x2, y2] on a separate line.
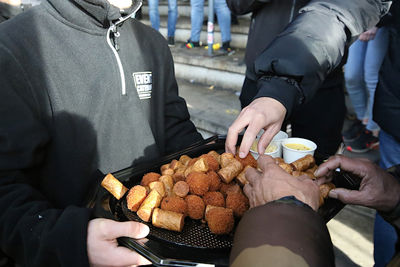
[282, 138, 317, 163]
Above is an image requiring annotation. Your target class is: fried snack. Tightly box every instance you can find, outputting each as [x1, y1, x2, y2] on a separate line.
[161, 168, 174, 176]
[205, 206, 234, 235]
[200, 154, 220, 171]
[179, 155, 192, 166]
[218, 157, 243, 184]
[304, 164, 318, 179]
[205, 204, 218, 217]
[149, 181, 166, 197]
[170, 159, 184, 171]
[291, 154, 315, 171]
[207, 171, 222, 191]
[207, 150, 221, 165]
[187, 157, 198, 167]
[172, 168, 186, 183]
[274, 157, 285, 164]
[141, 172, 161, 186]
[144, 186, 150, 194]
[185, 195, 205, 220]
[186, 171, 210, 196]
[278, 162, 293, 174]
[126, 185, 148, 212]
[220, 182, 241, 197]
[226, 191, 249, 217]
[184, 157, 209, 178]
[220, 153, 235, 168]
[307, 164, 318, 173]
[160, 163, 170, 173]
[152, 208, 185, 232]
[159, 175, 174, 197]
[161, 196, 187, 215]
[236, 165, 252, 186]
[235, 153, 257, 168]
[173, 181, 190, 198]
[203, 191, 225, 207]
[137, 189, 162, 222]
[319, 182, 336, 206]
[101, 173, 128, 200]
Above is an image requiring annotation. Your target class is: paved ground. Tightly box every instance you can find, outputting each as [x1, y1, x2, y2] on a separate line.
[178, 79, 379, 267]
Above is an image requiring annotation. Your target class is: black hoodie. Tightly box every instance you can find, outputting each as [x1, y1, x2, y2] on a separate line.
[0, 0, 202, 265]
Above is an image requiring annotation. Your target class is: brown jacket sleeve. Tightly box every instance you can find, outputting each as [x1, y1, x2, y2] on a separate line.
[230, 199, 334, 267]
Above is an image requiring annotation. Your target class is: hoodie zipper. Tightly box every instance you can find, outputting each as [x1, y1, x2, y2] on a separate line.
[289, 0, 297, 23]
[106, 2, 143, 96]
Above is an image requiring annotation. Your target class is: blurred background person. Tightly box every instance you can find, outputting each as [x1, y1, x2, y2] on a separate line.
[343, 20, 390, 153]
[148, 0, 178, 46]
[185, 0, 233, 54]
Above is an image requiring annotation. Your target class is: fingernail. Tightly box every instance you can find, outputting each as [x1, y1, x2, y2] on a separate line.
[239, 152, 245, 158]
[139, 224, 150, 237]
[314, 169, 320, 177]
[329, 190, 338, 199]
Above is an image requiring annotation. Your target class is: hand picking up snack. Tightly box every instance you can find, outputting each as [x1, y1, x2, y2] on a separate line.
[273, 154, 336, 206]
[101, 151, 335, 235]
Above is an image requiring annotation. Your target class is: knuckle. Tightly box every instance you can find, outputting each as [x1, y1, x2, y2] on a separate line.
[98, 219, 112, 236]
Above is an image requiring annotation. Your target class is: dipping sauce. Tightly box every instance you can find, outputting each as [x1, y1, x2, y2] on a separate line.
[285, 143, 311, 151]
[251, 140, 277, 153]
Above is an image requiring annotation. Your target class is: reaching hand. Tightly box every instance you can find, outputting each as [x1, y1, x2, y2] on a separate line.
[243, 155, 321, 211]
[358, 27, 378, 41]
[315, 155, 400, 212]
[87, 218, 151, 267]
[225, 97, 286, 158]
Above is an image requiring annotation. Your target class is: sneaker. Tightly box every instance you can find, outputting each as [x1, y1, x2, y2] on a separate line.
[220, 41, 235, 55]
[185, 40, 201, 49]
[168, 36, 175, 47]
[342, 119, 365, 142]
[344, 130, 379, 153]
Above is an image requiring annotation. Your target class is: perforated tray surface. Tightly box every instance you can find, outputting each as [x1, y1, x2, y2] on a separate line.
[117, 195, 234, 249]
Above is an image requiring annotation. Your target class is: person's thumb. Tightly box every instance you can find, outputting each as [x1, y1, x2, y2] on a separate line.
[105, 220, 150, 240]
[329, 188, 364, 205]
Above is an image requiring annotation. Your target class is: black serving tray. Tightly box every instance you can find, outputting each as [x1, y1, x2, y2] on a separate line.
[92, 135, 359, 267]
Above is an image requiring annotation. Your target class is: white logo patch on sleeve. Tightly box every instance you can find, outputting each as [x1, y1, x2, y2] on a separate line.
[133, 72, 152, 99]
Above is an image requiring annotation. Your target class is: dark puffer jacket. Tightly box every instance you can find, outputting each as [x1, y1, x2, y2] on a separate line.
[227, 0, 389, 117]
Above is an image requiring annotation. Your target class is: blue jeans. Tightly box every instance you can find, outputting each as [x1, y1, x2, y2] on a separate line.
[344, 27, 389, 131]
[373, 130, 400, 266]
[189, 0, 231, 43]
[148, 0, 178, 37]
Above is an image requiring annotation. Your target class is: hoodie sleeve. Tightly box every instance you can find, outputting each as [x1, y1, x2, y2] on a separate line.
[226, 0, 271, 15]
[253, 0, 390, 118]
[0, 45, 92, 267]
